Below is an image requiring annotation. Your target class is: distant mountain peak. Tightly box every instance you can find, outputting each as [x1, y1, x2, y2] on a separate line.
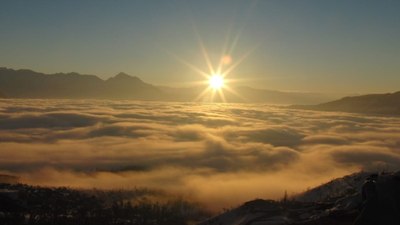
[115, 72, 136, 79]
[109, 72, 143, 82]
[0, 67, 163, 100]
[115, 72, 131, 77]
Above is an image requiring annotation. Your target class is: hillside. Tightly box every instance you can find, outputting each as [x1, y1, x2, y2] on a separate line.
[292, 91, 400, 115]
[0, 182, 209, 225]
[198, 171, 400, 225]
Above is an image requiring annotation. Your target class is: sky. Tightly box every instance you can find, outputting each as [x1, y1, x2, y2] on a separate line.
[0, 0, 399, 93]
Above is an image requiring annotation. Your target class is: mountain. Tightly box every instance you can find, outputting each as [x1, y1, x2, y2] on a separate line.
[157, 85, 339, 104]
[0, 67, 163, 100]
[199, 171, 400, 225]
[0, 90, 5, 98]
[0, 67, 338, 103]
[229, 86, 339, 105]
[291, 91, 400, 115]
[105, 72, 163, 100]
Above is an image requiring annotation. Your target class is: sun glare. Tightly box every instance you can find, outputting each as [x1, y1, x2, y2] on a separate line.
[209, 74, 224, 90]
[171, 27, 253, 102]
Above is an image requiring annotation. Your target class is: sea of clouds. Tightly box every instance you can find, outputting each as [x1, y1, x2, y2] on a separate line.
[1, 99, 400, 210]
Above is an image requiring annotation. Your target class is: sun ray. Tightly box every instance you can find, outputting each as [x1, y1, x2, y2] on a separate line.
[226, 0, 259, 56]
[167, 51, 210, 78]
[192, 27, 216, 75]
[224, 85, 247, 102]
[210, 89, 217, 102]
[222, 45, 259, 78]
[167, 6, 258, 103]
[217, 89, 227, 102]
[216, 22, 235, 75]
[194, 86, 212, 102]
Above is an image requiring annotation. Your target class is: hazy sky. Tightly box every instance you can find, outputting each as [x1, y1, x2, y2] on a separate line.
[0, 0, 399, 93]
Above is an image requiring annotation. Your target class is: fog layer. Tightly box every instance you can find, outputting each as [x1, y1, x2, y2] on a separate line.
[1, 99, 399, 210]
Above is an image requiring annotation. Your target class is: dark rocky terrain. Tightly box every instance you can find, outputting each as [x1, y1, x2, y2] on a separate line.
[198, 171, 400, 225]
[0, 182, 209, 225]
[3, 171, 399, 225]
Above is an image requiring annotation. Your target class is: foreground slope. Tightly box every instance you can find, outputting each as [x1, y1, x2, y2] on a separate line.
[199, 171, 400, 225]
[0, 181, 209, 225]
[292, 91, 400, 115]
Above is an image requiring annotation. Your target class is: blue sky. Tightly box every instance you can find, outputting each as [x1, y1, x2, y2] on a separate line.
[0, 0, 399, 93]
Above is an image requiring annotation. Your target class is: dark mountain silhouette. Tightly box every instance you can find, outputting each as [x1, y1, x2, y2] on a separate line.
[0, 67, 338, 103]
[0, 67, 162, 100]
[0, 90, 5, 98]
[291, 91, 400, 115]
[104, 72, 163, 100]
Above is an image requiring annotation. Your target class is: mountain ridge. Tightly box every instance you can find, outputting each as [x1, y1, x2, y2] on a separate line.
[0, 67, 339, 104]
[291, 91, 400, 115]
[0, 67, 161, 100]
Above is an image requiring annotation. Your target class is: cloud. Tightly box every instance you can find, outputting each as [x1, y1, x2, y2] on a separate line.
[229, 126, 305, 147]
[0, 112, 109, 129]
[301, 134, 349, 145]
[330, 146, 400, 171]
[1, 99, 400, 210]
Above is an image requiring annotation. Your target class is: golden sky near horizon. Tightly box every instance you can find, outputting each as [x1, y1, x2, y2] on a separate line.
[0, 0, 399, 93]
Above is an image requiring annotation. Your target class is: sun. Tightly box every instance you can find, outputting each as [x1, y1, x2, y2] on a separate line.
[209, 74, 224, 90]
[170, 30, 253, 102]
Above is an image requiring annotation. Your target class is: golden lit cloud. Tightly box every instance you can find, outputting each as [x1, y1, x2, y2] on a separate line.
[1, 99, 400, 211]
